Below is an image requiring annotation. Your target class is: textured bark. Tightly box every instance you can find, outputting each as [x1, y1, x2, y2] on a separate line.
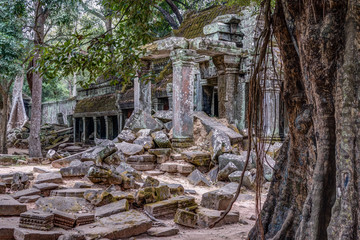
[249, 0, 360, 239]
[8, 71, 28, 130]
[0, 92, 9, 154]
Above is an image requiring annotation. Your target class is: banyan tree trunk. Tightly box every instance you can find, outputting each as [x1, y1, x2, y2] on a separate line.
[249, 0, 360, 239]
[8, 71, 28, 130]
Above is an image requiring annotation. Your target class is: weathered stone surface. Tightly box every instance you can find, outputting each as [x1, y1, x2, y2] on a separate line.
[60, 161, 93, 177]
[0, 155, 27, 166]
[218, 153, 248, 171]
[148, 148, 171, 156]
[176, 162, 195, 174]
[0, 195, 27, 216]
[145, 170, 164, 176]
[50, 189, 89, 198]
[164, 121, 173, 131]
[196, 207, 239, 228]
[182, 151, 211, 167]
[13, 228, 62, 240]
[124, 110, 164, 132]
[115, 162, 142, 182]
[35, 172, 63, 184]
[117, 130, 136, 143]
[115, 142, 144, 156]
[144, 195, 196, 218]
[127, 154, 156, 164]
[143, 176, 160, 188]
[147, 227, 179, 237]
[103, 152, 125, 166]
[164, 184, 185, 195]
[12, 188, 41, 200]
[33, 183, 59, 192]
[135, 185, 171, 205]
[217, 162, 238, 181]
[33, 167, 49, 173]
[160, 162, 178, 173]
[36, 197, 92, 213]
[263, 156, 275, 181]
[208, 166, 219, 183]
[187, 169, 211, 187]
[95, 199, 129, 218]
[228, 171, 254, 189]
[46, 149, 62, 161]
[136, 129, 152, 137]
[19, 210, 54, 231]
[129, 163, 156, 171]
[0, 182, 6, 194]
[95, 138, 115, 147]
[0, 217, 18, 240]
[52, 210, 76, 230]
[153, 110, 173, 123]
[174, 209, 197, 228]
[151, 131, 172, 148]
[201, 183, 238, 210]
[51, 148, 94, 168]
[73, 182, 92, 188]
[19, 195, 41, 203]
[84, 188, 134, 207]
[86, 166, 122, 185]
[133, 136, 154, 150]
[11, 172, 30, 192]
[209, 129, 232, 161]
[76, 210, 152, 240]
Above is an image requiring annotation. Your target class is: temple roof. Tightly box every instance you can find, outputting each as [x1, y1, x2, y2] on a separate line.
[74, 94, 118, 116]
[173, 5, 242, 39]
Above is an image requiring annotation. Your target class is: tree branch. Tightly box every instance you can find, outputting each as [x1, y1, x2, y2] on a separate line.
[79, 0, 105, 20]
[165, 0, 183, 24]
[155, 5, 179, 29]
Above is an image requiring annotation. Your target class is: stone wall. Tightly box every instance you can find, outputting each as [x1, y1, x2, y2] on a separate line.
[42, 99, 76, 125]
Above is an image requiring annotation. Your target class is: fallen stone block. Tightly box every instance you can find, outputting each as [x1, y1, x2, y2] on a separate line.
[0, 182, 6, 194]
[147, 227, 179, 237]
[148, 148, 171, 156]
[209, 129, 232, 160]
[86, 166, 122, 185]
[201, 183, 238, 210]
[153, 110, 173, 123]
[116, 142, 144, 156]
[135, 185, 171, 205]
[145, 170, 164, 176]
[228, 170, 254, 189]
[19, 210, 54, 231]
[127, 154, 156, 164]
[11, 172, 31, 191]
[0, 217, 18, 240]
[151, 131, 171, 148]
[51, 210, 76, 230]
[143, 195, 196, 218]
[73, 182, 92, 188]
[33, 167, 49, 173]
[36, 197, 92, 213]
[76, 210, 152, 239]
[208, 166, 219, 183]
[129, 163, 156, 171]
[174, 209, 197, 228]
[103, 151, 124, 165]
[196, 207, 239, 228]
[13, 227, 62, 240]
[136, 129, 152, 137]
[143, 176, 160, 187]
[218, 153, 248, 171]
[19, 195, 41, 203]
[117, 130, 136, 143]
[33, 183, 59, 196]
[0, 195, 27, 216]
[0, 155, 27, 166]
[75, 212, 95, 226]
[177, 162, 195, 174]
[34, 172, 63, 184]
[50, 189, 89, 198]
[160, 162, 178, 173]
[187, 169, 211, 187]
[182, 151, 211, 167]
[164, 184, 185, 195]
[51, 148, 94, 168]
[12, 188, 41, 200]
[95, 199, 129, 218]
[217, 162, 238, 181]
[60, 161, 93, 177]
[134, 136, 154, 150]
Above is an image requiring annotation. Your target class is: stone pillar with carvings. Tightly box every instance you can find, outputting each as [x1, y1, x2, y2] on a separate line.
[263, 79, 282, 141]
[213, 55, 241, 124]
[82, 117, 86, 143]
[104, 116, 110, 140]
[134, 61, 152, 114]
[170, 49, 196, 148]
[93, 117, 98, 140]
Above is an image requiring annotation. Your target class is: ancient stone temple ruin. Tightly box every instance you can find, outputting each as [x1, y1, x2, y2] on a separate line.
[41, 5, 286, 144]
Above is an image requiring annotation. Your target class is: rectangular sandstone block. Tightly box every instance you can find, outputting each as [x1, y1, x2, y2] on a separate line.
[0, 195, 27, 216]
[144, 196, 196, 218]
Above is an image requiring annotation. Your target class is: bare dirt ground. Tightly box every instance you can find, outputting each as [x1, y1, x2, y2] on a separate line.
[0, 164, 266, 239]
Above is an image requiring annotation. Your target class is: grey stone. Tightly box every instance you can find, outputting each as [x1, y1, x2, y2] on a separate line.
[151, 131, 171, 148]
[133, 136, 154, 150]
[153, 110, 173, 123]
[0, 182, 6, 194]
[50, 188, 89, 198]
[164, 121, 173, 131]
[143, 176, 160, 188]
[36, 197, 92, 213]
[217, 162, 238, 181]
[95, 199, 129, 218]
[60, 161, 93, 177]
[124, 110, 164, 132]
[135, 185, 171, 205]
[73, 182, 93, 188]
[176, 162, 195, 175]
[33, 167, 49, 173]
[33, 183, 59, 191]
[208, 166, 219, 183]
[228, 171, 254, 189]
[219, 153, 248, 171]
[12, 188, 41, 199]
[11, 172, 30, 191]
[201, 183, 238, 210]
[160, 162, 178, 173]
[164, 183, 185, 195]
[148, 148, 171, 156]
[46, 149, 62, 161]
[145, 170, 164, 176]
[13, 227, 62, 240]
[210, 129, 232, 161]
[174, 209, 197, 228]
[187, 169, 211, 187]
[95, 138, 115, 147]
[115, 142, 144, 156]
[147, 227, 179, 237]
[103, 151, 125, 165]
[0, 155, 27, 166]
[196, 207, 239, 228]
[19, 195, 41, 203]
[0, 195, 27, 216]
[117, 130, 136, 143]
[35, 172, 63, 184]
[263, 156, 275, 181]
[86, 166, 122, 185]
[182, 151, 211, 167]
[136, 129, 151, 137]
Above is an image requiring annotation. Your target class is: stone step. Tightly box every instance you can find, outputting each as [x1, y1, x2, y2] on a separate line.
[0, 195, 27, 216]
[95, 199, 129, 218]
[181, 151, 211, 167]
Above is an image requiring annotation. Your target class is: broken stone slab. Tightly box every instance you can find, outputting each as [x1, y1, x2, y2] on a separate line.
[147, 227, 179, 237]
[0, 182, 6, 194]
[115, 142, 144, 156]
[124, 110, 164, 132]
[13, 227, 62, 240]
[208, 166, 219, 183]
[85, 188, 135, 207]
[95, 138, 115, 147]
[73, 182, 92, 188]
[36, 197, 92, 213]
[19, 195, 41, 203]
[0, 195, 27, 216]
[217, 162, 238, 181]
[177, 162, 195, 175]
[193, 112, 242, 144]
[200, 182, 238, 210]
[0, 154, 27, 166]
[196, 207, 239, 228]
[174, 209, 197, 228]
[46, 149, 62, 161]
[33, 183, 59, 192]
[60, 161, 94, 177]
[143, 176, 160, 188]
[153, 110, 173, 123]
[135, 185, 171, 205]
[133, 136, 154, 150]
[117, 130, 136, 143]
[19, 210, 54, 231]
[11, 172, 31, 192]
[143, 195, 196, 218]
[160, 162, 178, 173]
[126, 154, 156, 164]
[51, 148, 95, 168]
[35, 172, 63, 184]
[76, 210, 152, 240]
[103, 151, 125, 165]
[95, 199, 129, 218]
[164, 184, 185, 195]
[136, 129, 152, 137]
[263, 156, 275, 181]
[33, 167, 49, 173]
[148, 148, 171, 156]
[151, 131, 172, 148]
[228, 171, 254, 189]
[12, 188, 41, 200]
[51, 209, 76, 230]
[145, 170, 164, 176]
[182, 151, 211, 167]
[115, 162, 142, 182]
[209, 129, 232, 161]
[0, 217, 18, 240]
[187, 169, 211, 187]
[50, 188, 91, 198]
[164, 121, 173, 131]
[86, 166, 122, 185]
[218, 153, 248, 171]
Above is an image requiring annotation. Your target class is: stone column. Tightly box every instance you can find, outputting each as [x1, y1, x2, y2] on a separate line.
[73, 118, 76, 142]
[166, 83, 173, 110]
[170, 49, 196, 148]
[82, 117, 86, 143]
[104, 116, 110, 140]
[93, 117, 97, 140]
[195, 74, 203, 111]
[213, 55, 241, 124]
[263, 79, 282, 141]
[236, 76, 247, 130]
[117, 112, 123, 133]
[134, 61, 152, 114]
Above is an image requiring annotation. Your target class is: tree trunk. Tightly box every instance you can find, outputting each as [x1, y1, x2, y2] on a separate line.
[0, 92, 9, 154]
[8, 70, 28, 130]
[249, 0, 359, 239]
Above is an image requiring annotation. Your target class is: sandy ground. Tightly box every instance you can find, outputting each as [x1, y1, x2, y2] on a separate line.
[0, 165, 267, 239]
